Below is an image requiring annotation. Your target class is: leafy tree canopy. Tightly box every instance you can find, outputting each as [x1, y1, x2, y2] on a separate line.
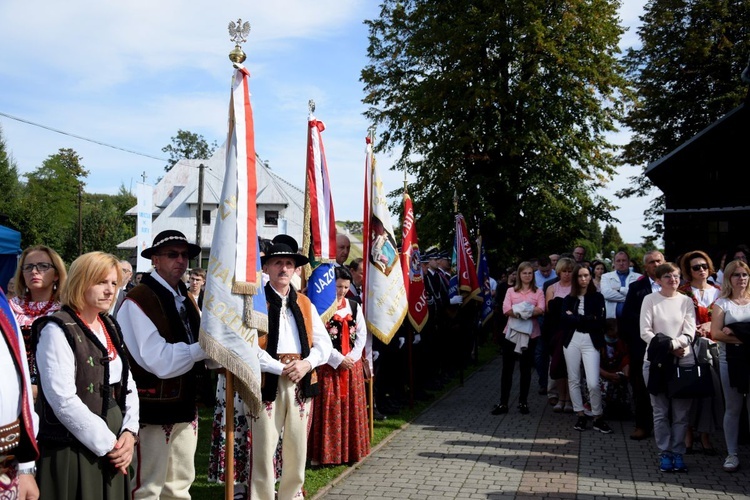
[162, 129, 218, 171]
[363, 0, 631, 265]
[619, 0, 750, 237]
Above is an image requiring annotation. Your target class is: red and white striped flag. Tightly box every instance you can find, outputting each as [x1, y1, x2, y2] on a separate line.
[199, 63, 267, 417]
[302, 112, 337, 261]
[401, 190, 429, 332]
[302, 111, 338, 321]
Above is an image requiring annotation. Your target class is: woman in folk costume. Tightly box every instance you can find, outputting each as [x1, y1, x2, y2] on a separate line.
[308, 265, 370, 464]
[34, 251, 139, 500]
[9, 245, 67, 398]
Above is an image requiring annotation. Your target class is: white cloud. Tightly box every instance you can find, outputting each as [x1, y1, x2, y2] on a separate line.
[0, 0, 652, 244]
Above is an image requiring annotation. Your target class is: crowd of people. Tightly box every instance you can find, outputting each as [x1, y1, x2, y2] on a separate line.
[3, 234, 750, 500]
[490, 244, 750, 474]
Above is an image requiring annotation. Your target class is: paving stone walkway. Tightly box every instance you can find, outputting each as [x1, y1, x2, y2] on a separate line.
[314, 356, 750, 499]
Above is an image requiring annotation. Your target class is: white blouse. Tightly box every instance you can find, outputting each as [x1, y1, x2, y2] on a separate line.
[36, 321, 139, 457]
[327, 300, 367, 368]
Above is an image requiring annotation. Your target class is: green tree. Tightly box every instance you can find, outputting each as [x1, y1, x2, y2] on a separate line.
[0, 125, 23, 228]
[21, 148, 89, 260]
[618, 0, 750, 237]
[363, 0, 630, 264]
[162, 129, 218, 171]
[601, 223, 624, 258]
[65, 185, 136, 258]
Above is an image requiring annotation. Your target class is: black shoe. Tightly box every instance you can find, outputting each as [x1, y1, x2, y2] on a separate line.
[592, 418, 613, 434]
[372, 408, 388, 421]
[491, 403, 508, 415]
[518, 402, 530, 414]
[574, 416, 588, 431]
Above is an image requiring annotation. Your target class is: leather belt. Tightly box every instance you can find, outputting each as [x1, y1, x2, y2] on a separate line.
[0, 420, 20, 454]
[278, 353, 302, 365]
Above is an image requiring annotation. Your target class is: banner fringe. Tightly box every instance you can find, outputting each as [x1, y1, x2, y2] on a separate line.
[243, 295, 269, 334]
[233, 281, 257, 295]
[200, 335, 262, 418]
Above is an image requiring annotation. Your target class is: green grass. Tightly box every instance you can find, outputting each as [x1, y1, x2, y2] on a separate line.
[189, 339, 497, 499]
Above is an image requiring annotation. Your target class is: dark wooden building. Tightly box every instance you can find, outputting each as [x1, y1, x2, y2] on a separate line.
[644, 99, 750, 263]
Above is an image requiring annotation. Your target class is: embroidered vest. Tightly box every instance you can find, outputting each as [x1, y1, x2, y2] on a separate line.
[124, 274, 203, 424]
[33, 308, 129, 445]
[259, 289, 319, 402]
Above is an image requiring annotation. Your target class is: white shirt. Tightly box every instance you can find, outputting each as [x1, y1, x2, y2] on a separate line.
[118, 271, 207, 379]
[327, 299, 367, 369]
[258, 287, 333, 376]
[0, 309, 38, 469]
[36, 321, 139, 457]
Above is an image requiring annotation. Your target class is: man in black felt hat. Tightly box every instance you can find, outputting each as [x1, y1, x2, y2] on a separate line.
[118, 230, 208, 499]
[251, 234, 332, 500]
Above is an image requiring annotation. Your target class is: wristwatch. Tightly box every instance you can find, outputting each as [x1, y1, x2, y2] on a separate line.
[120, 429, 139, 444]
[17, 466, 36, 477]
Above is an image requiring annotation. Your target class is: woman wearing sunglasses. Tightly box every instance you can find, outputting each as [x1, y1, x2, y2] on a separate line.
[711, 259, 750, 472]
[678, 251, 721, 455]
[9, 245, 67, 399]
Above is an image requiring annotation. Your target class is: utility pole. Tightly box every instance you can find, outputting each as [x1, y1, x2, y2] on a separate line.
[195, 163, 205, 268]
[77, 183, 83, 256]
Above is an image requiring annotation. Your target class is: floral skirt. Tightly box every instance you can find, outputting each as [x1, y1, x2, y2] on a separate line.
[308, 360, 370, 465]
[207, 373, 284, 485]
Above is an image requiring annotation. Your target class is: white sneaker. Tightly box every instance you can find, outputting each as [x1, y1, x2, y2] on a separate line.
[724, 454, 740, 472]
[553, 401, 564, 413]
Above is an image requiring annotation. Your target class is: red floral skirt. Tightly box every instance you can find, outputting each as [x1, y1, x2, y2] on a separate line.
[308, 360, 370, 464]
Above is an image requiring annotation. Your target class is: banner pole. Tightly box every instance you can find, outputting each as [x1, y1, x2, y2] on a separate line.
[369, 375, 375, 441]
[224, 371, 236, 500]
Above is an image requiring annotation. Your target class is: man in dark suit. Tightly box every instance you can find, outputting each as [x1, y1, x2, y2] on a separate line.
[619, 250, 664, 440]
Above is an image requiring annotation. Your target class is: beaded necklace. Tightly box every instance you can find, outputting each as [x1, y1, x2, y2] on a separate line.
[76, 312, 117, 360]
[21, 298, 56, 318]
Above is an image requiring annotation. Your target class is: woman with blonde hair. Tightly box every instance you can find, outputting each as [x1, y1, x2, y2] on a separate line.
[544, 257, 576, 412]
[711, 259, 750, 472]
[34, 251, 139, 499]
[9, 245, 67, 396]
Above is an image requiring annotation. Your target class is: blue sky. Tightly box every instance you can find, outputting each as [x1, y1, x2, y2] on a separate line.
[0, 0, 652, 244]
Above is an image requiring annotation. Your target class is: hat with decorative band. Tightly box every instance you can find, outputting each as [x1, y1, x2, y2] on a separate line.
[141, 230, 201, 259]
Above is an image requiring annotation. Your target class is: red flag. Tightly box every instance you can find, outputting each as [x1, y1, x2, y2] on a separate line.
[302, 111, 338, 321]
[400, 191, 429, 331]
[455, 213, 481, 303]
[303, 113, 337, 261]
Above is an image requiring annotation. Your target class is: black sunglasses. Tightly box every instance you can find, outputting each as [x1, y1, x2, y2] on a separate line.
[690, 263, 709, 271]
[159, 251, 190, 259]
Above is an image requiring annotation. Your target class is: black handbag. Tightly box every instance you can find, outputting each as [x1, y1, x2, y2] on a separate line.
[667, 343, 714, 399]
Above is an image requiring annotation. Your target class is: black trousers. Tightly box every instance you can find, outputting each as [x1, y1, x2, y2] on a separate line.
[500, 337, 537, 405]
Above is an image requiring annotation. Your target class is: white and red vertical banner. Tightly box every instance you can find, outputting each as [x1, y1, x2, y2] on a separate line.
[400, 191, 429, 332]
[135, 181, 153, 273]
[363, 138, 407, 344]
[302, 111, 338, 321]
[454, 213, 481, 304]
[199, 63, 267, 417]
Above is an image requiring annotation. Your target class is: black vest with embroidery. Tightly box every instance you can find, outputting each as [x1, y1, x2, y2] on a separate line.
[33, 307, 129, 445]
[124, 273, 204, 424]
